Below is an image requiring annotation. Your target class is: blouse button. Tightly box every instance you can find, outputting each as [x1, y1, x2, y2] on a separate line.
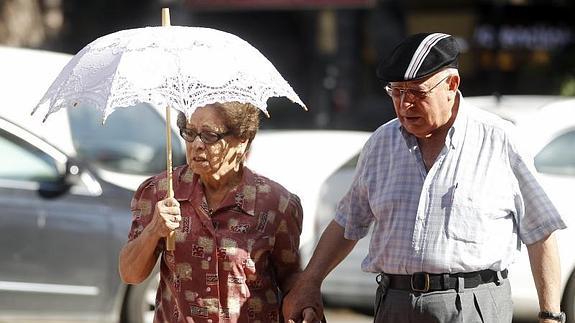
[207, 320, 213, 323]
[207, 256, 212, 261]
[206, 287, 211, 292]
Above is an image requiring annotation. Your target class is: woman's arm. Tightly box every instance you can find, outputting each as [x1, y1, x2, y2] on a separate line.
[271, 194, 304, 294]
[119, 197, 181, 284]
[119, 224, 162, 284]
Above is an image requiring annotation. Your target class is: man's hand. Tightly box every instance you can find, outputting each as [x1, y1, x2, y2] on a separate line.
[282, 221, 357, 322]
[299, 307, 321, 323]
[283, 279, 324, 323]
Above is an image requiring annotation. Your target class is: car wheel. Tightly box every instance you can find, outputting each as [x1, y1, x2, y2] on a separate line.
[562, 271, 575, 323]
[124, 270, 160, 323]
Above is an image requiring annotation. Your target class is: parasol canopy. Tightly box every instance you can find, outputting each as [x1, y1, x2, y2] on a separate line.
[33, 25, 306, 122]
[32, 9, 306, 251]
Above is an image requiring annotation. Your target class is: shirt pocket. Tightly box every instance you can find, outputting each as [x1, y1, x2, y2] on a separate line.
[446, 185, 514, 244]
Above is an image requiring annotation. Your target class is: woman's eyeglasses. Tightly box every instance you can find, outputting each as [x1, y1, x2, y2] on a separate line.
[385, 75, 450, 100]
[179, 128, 231, 144]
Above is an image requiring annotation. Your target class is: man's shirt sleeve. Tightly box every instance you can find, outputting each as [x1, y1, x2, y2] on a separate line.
[334, 136, 376, 240]
[507, 125, 567, 245]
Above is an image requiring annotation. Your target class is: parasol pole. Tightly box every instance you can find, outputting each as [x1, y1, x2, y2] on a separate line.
[162, 7, 176, 251]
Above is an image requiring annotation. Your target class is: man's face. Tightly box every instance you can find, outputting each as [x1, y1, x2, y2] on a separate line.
[387, 71, 458, 138]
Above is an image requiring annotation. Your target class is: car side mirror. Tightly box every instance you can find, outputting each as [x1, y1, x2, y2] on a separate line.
[38, 159, 82, 199]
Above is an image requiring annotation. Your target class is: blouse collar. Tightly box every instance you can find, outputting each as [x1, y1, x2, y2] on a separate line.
[173, 165, 257, 217]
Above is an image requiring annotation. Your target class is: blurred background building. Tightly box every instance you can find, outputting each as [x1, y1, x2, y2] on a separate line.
[1, 0, 574, 131]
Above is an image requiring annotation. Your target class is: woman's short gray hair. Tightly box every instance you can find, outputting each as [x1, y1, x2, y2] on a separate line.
[176, 102, 261, 144]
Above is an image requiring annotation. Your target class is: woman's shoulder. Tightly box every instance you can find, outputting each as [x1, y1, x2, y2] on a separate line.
[135, 165, 189, 196]
[242, 168, 302, 229]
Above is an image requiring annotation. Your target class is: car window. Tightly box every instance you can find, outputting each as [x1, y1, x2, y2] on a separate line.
[535, 129, 575, 176]
[67, 103, 186, 175]
[0, 130, 59, 182]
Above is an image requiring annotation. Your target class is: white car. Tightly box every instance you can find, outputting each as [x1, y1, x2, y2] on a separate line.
[0, 46, 370, 322]
[315, 95, 575, 322]
[469, 95, 575, 322]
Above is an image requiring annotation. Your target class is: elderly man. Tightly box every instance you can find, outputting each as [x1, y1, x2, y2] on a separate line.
[283, 33, 566, 323]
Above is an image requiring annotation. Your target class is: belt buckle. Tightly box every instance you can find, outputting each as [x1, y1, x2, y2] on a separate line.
[410, 272, 430, 292]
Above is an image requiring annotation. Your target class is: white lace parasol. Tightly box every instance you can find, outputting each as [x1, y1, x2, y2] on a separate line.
[33, 26, 306, 122]
[33, 12, 306, 251]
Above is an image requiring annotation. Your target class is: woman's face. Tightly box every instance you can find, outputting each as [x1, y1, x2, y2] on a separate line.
[183, 105, 248, 179]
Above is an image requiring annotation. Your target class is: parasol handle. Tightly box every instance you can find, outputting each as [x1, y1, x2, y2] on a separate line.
[162, 7, 176, 251]
[162, 7, 170, 27]
[165, 103, 175, 251]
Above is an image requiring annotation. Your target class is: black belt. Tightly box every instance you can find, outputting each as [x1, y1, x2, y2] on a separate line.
[379, 269, 508, 293]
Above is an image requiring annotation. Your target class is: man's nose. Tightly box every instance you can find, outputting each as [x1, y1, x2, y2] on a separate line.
[398, 91, 416, 109]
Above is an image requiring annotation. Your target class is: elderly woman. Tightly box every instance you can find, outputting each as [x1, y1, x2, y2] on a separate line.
[119, 102, 304, 323]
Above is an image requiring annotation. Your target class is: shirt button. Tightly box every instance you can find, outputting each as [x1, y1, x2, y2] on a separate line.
[207, 320, 212, 323]
[206, 287, 211, 292]
[207, 256, 212, 261]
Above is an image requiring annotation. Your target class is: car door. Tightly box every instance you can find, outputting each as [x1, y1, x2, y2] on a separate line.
[0, 120, 112, 319]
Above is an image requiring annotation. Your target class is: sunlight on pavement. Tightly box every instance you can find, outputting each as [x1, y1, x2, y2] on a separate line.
[324, 307, 373, 323]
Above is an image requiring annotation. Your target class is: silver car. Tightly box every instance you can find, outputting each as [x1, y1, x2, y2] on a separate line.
[0, 46, 186, 323]
[0, 116, 135, 322]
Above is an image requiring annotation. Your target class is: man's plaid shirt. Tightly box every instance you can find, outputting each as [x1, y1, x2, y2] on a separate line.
[335, 94, 566, 275]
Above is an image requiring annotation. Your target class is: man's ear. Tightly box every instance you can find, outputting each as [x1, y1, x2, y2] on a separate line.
[447, 74, 460, 100]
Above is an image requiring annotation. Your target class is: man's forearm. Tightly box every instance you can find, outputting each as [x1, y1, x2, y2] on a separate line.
[302, 220, 358, 282]
[527, 232, 562, 312]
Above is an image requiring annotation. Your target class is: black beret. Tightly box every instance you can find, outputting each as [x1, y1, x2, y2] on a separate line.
[376, 32, 460, 83]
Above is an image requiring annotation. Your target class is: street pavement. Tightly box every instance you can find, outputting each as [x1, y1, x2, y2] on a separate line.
[324, 307, 373, 322]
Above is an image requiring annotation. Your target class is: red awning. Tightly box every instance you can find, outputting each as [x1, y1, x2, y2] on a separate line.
[185, 0, 375, 10]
